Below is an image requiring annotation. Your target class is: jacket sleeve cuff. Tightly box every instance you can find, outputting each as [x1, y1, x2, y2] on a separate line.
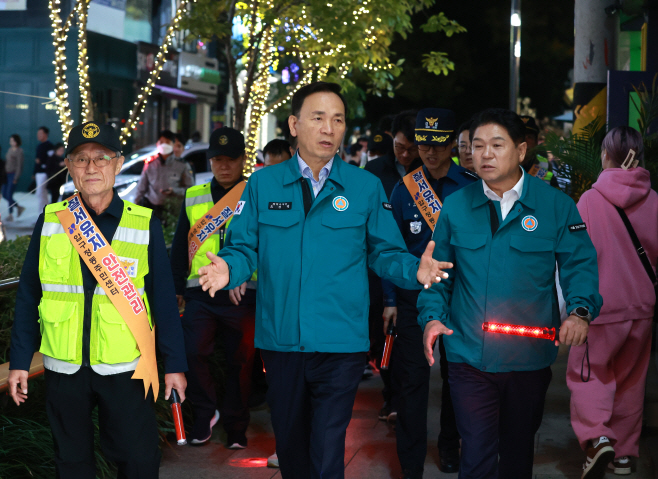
[417, 313, 448, 331]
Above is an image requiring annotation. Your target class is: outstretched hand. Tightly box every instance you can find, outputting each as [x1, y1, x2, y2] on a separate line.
[198, 252, 230, 298]
[423, 320, 454, 366]
[417, 241, 453, 289]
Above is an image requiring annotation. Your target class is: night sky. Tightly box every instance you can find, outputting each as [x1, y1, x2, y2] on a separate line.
[361, 0, 575, 128]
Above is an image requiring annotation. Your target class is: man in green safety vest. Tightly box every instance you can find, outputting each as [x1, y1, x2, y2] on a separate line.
[8, 122, 187, 479]
[169, 127, 257, 448]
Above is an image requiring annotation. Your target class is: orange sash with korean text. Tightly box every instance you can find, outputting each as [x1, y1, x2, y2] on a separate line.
[56, 194, 159, 401]
[187, 180, 246, 266]
[403, 166, 443, 231]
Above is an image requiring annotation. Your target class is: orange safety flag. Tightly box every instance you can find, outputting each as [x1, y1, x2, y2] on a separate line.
[403, 166, 443, 231]
[56, 193, 159, 401]
[187, 180, 246, 266]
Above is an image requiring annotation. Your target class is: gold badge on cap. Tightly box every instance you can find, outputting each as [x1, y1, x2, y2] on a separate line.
[219, 135, 228, 145]
[521, 117, 529, 123]
[82, 123, 100, 139]
[432, 135, 449, 143]
[374, 135, 383, 142]
[425, 117, 438, 128]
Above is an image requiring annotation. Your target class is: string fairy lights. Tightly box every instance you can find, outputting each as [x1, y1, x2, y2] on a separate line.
[120, 0, 195, 144]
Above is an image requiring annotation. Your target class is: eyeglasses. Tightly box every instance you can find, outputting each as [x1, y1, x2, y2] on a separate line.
[418, 144, 450, 153]
[393, 142, 418, 155]
[457, 145, 471, 152]
[67, 154, 118, 168]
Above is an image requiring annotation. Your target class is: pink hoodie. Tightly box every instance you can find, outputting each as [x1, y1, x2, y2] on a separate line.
[577, 167, 658, 324]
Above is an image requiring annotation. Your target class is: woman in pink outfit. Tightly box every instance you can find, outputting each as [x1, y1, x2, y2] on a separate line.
[567, 126, 658, 479]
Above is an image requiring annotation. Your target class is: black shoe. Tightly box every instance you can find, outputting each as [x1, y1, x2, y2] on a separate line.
[226, 432, 248, 449]
[189, 410, 220, 446]
[378, 402, 391, 420]
[438, 448, 460, 473]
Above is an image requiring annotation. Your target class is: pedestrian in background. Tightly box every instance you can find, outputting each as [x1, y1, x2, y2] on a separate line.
[567, 126, 658, 479]
[34, 126, 53, 213]
[457, 120, 475, 172]
[134, 130, 194, 220]
[46, 142, 66, 203]
[3, 134, 26, 221]
[262, 139, 292, 166]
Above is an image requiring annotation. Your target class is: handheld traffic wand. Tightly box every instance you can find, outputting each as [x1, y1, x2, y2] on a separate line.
[380, 323, 396, 370]
[170, 388, 187, 445]
[482, 322, 556, 341]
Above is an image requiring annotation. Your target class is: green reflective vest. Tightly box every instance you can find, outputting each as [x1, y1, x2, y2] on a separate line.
[38, 200, 152, 366]
[185, 183, 256, 288]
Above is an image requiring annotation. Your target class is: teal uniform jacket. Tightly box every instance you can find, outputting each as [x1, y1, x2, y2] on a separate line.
[417, 170, 603, 373]
[218, 153, 421, 353]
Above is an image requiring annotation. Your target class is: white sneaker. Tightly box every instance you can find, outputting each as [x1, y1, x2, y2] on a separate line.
[189, 410, 220, 446]
[267, 452, 279, 468]
[608, 456, 631, 475]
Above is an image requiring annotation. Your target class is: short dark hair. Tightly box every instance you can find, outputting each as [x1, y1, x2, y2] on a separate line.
[391, 110, 418, 142]
[53, 142, 65, 150]
[349, 143, 363, 156]
[263, 139, 292, 159]
[377, 114, 396, 133]
[457, 120, 472, 137]
[291, 81, 348, 118]
[10, 134, 21, 146]
[158, 130, 176, 142]
[174, 133, 186, 145]
[469, 108, 526, 145]
[602, 126, 645, 168]
[38, 126, 49, 135]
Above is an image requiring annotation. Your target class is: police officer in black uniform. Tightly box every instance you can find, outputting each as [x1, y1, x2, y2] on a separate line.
[389, 108, 478, 478]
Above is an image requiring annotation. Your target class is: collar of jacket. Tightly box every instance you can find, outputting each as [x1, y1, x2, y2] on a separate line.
[471, 167, 537, 210]
[422, 160, 463, 187]
[283, 152, 346, 189]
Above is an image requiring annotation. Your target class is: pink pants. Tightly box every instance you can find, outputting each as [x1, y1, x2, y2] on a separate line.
[567, 318, 652, 457]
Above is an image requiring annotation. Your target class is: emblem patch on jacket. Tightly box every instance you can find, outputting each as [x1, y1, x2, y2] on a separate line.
[521, 215, 538, 232]
[333, 196, 349, 211]
[118, 257, 138, 278]
[235, 201, 245, 215]
[410, 221, 422, 234]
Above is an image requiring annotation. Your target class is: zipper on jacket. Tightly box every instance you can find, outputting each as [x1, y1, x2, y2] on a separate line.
[82, 288, 93, 367]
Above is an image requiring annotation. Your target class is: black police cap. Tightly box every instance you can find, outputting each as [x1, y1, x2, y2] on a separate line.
[66, 122, 122, 156]
[207, 127, 246, 160]
[520, 116, 539, 134]
[414, 108, 456, 146]
[367, 131, 393, 152]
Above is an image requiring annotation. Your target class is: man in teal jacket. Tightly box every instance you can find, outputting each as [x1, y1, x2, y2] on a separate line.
[418, 108, 602, 479]
[198, 82, 450, 479]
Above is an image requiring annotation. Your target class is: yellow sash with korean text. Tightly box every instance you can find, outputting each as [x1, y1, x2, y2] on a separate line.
[187, 180, 246, 266]
[56, 193, 159, 401]
[403, 166, 443, 231]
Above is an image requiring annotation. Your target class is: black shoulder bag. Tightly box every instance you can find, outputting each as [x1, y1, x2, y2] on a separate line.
[615, 206, 658, 323]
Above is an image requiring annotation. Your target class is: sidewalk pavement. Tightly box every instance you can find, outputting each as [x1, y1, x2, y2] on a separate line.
[159, 346, 658, 479]
[1, 189, 42, 240]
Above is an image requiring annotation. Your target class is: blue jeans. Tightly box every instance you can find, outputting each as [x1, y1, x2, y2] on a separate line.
[2, 173, 16, 213]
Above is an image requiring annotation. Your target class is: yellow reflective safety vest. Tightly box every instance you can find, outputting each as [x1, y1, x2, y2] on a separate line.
[38, 201, 152, 366]
[185, 183, 257, 288]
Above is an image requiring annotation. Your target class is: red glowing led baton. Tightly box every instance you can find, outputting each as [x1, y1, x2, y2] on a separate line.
[482, 322, 556, 341]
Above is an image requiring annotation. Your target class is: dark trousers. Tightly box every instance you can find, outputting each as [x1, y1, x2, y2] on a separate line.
[261, 350, 365, 479]
[368, 269, 395, 407]
[141, 198, 164, 221]
[449, 362, 552, 479]
[393, 289, 460, 475]
[2, 173, 16, 213]
[182, 299, 255, 441]
[44, 368, 160, 479]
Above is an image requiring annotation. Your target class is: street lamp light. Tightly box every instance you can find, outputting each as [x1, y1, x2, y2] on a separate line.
[509, 0, 521, 112]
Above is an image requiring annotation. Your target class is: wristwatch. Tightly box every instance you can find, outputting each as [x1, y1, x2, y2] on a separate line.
[571, 306, 592, 324]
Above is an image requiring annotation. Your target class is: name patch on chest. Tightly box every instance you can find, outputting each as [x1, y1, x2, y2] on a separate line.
[268, 202, 292, 210]
[382, 202, 393, 211]
[568, 223, 587, 232]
